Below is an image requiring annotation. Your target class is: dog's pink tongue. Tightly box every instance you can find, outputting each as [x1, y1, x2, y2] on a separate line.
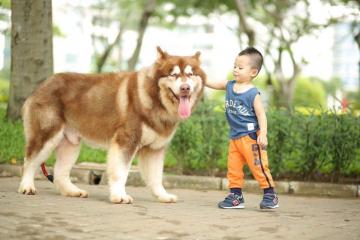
[178, 97, 191, 119]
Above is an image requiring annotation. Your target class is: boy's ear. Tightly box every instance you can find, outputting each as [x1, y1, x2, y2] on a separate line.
[156, 46, 168, 62]
[251, 68, 259, 77]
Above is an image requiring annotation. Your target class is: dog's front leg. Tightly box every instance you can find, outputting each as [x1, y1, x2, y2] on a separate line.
[138, 147, 177, 203]
[107, 143, 135, 204]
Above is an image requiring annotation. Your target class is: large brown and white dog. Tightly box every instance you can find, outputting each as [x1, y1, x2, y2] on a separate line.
[18, 47, 205, 203]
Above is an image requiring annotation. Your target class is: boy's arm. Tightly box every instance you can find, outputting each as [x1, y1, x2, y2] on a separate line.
[204, 79, 227, 90]
[253, 94, 268, 147]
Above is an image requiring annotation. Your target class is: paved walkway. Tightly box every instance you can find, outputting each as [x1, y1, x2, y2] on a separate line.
[0, 177, 359, 240]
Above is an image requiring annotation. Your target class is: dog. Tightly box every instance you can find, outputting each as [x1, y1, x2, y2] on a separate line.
[18, 47, 206, 203]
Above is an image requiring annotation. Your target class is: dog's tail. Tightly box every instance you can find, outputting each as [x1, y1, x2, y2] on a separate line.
[41, 163, 54, 183]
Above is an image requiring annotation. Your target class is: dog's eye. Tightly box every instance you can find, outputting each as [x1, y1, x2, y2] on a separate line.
[170, 73, 177, 78]
[188, 72, 194, 76]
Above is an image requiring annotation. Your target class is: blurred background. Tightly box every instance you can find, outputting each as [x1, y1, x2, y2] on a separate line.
[0, 0, 359, 183]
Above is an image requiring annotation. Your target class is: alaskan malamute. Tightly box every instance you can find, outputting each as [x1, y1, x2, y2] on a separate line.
[18, 47, 206, 203]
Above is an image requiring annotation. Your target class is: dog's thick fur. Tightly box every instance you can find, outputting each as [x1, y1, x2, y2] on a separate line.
[18, 47, 205, 203]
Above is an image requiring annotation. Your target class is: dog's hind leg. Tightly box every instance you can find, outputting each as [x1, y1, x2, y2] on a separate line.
[138, 147, 177, 203]
[18, 128, 64, 195]
[54, 136, 88, 197]
[19, 98, 65, 195]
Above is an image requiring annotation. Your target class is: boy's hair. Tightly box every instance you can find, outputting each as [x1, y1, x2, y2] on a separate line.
[238, 47, 263, 73]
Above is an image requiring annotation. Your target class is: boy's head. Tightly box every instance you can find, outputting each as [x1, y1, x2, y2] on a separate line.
[233, 47, 263, 82]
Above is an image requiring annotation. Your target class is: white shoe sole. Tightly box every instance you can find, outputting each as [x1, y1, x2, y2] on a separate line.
[260, 204, 279, 209]
[219, 204, 245, 209]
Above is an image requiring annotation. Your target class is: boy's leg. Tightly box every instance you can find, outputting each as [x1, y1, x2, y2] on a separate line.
[241, 136, 274, 189]
[218, 139, 246, 209]
[240, 135, 278, 209]
[227, 139, 246, 190]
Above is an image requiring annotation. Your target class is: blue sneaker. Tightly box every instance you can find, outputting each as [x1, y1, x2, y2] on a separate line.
[260, 193, 279, 209]
[218, 193, 245, 209]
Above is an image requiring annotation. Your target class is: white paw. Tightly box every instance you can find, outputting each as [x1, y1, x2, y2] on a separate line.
[55, 180, 88, 198]
[61, 189, 88, 198]
[18, 181, 37, 195]
[157, 193, 178, 203]
[110, 193, 134, 204]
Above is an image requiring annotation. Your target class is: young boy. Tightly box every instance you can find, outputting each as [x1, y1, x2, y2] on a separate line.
[205, 47, 279, 209]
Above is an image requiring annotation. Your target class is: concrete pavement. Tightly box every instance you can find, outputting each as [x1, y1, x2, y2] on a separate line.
[1, 164, 358, 198]
[0, 177, 359, 240]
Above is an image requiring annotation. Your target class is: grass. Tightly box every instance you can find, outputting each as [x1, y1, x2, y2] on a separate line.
[0, 105, 107, 165]
[0, 106, 25, 164]
[0, 78, 9, 103]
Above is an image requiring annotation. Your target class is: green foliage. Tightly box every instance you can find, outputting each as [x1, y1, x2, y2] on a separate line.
[168, 100, 228, 176]
[0, 78, 9, 103]
[0, 106, 24, 163]
[1, 100, 359, 182]
[169, 101, 360, 182]
[266, 109, 360, 182]
[347, 91, 360, 110]
[293, 77, 327, 108]
[53, 25, 65, 37]
[0, 0, 10, 9]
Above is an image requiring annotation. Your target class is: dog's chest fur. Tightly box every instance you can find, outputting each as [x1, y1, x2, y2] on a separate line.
[140, 124, 176, 150]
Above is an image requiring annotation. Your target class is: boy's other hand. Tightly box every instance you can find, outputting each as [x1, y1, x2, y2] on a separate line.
[257, 133, 268, 148]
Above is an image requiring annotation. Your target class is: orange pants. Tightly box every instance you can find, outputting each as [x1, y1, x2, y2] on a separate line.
[227, 134, 275, 189]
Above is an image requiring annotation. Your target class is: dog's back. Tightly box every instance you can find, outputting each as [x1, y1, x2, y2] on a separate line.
[19, 47, 205, 203]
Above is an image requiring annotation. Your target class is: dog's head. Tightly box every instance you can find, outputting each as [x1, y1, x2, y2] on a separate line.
[154, 47, 206, 120]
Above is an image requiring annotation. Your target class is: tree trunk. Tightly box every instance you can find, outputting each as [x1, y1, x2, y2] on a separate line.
[96, 27, 124, 73]
[235, 0, 255, 46]
[7, 0, 53, 121]
[127, 0, 156, 71]
[273, 45, 300, 109]
[95, 11, 130, 73]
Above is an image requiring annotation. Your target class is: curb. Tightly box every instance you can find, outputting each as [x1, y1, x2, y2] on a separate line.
[1, 163, 358, 198]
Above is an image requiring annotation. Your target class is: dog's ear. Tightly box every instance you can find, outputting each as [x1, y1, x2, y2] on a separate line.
[156, 46, 168, 62]
[193, 51, 201, 62]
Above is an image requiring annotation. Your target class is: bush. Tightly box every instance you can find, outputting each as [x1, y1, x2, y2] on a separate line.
[168, 100, 228, 176]
[169, 102, 360, 182]
[266, 109, 360, 182]
[1, 100, 359, 183]
[293, 77, 326, 108]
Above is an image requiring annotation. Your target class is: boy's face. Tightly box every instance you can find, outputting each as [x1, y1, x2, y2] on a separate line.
[233, 55, 258, 83]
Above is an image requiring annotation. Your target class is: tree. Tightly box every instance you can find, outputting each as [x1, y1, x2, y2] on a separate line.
[90, 0, 137, 72]
[7, 0, 53, 121]
[127, 0, 157, 71]
[245, 0, 355, 109]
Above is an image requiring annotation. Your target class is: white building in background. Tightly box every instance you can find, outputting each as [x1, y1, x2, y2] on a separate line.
[52, 1, 94, 73]
[332, 23, 359, 91]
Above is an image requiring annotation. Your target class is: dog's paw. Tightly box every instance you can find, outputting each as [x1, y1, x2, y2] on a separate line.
[61, 189, 88, 198]
[110, 193, 134, 204]
[18, 182, 37, 195]
[55, 180, 88, 198]
[157, 193, 178, 203]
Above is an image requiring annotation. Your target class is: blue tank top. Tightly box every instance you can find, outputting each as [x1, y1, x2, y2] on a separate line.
[225, 80, 260, 139]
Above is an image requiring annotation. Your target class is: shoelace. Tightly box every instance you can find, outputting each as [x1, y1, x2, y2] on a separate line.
[225, 193, 242, 201]
[263, 194, 276, 202]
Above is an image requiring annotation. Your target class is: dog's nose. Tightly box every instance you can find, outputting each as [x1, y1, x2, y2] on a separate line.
[180, 84, 190, 95]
